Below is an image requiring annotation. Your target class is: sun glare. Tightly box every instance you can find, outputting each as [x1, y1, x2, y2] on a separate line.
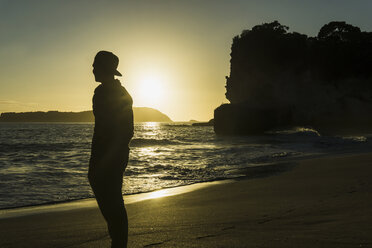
[147, 190, 169, 199]
[136, 73, 166, 108]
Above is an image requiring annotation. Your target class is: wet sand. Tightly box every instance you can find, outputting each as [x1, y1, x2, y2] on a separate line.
[1, 153, 372, 247]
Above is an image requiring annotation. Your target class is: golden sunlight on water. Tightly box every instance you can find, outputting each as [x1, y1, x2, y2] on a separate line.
[137, 147, 159, 158]
[143, 122, 161, 128]
[140, 122, 161, 137]
[146, 190, 170, 199]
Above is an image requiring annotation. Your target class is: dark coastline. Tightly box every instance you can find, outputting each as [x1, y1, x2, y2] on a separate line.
[0, 107, 172, 123]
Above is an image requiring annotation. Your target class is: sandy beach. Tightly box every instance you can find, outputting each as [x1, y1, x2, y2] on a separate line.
[1, 153, 372, 248]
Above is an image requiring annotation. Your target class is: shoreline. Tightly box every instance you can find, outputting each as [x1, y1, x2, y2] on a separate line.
[2, 150, 370, 219]
[1, 152, 372, 247]
[0, 180, 234, 220]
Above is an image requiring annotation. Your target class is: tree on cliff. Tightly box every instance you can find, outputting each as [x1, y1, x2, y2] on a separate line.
[317, 21, 361, 42]
[225, 21, 372, 105]
[314, 21, 372, 80]
[226, 21, 308, 106]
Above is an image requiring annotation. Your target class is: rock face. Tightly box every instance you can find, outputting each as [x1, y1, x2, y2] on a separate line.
[214, 105, 291, 135]
[214, 21, 372, 135]
[0, 107, 172, 123]
[192, 119, 214, 127]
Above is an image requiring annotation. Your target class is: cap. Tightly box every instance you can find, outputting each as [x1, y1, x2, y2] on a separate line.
[93, 51, 122, 76]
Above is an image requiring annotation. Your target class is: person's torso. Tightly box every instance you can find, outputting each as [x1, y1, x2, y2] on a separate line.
[91, 79, 134, 156]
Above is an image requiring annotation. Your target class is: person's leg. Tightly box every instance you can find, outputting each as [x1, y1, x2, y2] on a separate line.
[89, 158, 128, 248]
[88, 170, 112, 222]
[108, 183, 128, 248]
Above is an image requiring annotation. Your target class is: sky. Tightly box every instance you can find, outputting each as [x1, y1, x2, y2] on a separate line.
[0, 0, 371, 121]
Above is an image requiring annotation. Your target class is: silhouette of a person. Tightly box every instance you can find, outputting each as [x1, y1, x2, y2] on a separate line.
[88, 51, 133, 248]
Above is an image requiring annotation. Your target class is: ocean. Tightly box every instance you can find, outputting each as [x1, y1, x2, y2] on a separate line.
[0, 122, 371, 210]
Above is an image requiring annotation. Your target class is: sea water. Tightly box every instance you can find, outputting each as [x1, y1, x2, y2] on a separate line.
[0, 122, 371, 209]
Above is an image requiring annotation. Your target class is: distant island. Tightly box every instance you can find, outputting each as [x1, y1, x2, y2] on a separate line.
[0, 107, 172, 123]
[191, 119, 214, 126]
[214, 21, 372, 135]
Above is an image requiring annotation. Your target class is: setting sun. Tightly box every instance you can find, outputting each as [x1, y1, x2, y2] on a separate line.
[135, 72, 166, 108]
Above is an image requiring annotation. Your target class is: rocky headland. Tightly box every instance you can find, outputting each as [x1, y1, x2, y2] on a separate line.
[214, 21, 372, 135]
[0, 107, 172, 123]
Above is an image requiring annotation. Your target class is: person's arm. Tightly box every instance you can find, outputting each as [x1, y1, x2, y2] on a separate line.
[114, 90, 134, 147]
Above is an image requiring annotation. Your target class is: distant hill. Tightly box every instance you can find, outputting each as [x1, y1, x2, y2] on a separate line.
[0, 107, 172, 123]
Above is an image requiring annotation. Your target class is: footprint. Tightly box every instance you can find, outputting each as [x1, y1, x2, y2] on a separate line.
[196, 234, 219, 239]
[222, 226, 235, 231]
[258, 219, 272, 224]
[144, 240, 170, 247]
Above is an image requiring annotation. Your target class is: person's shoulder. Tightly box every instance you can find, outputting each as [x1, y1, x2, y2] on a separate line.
[94, 84, 104, 94]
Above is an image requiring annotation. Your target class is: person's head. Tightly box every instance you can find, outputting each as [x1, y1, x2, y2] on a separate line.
[92, 51, 122, 82]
